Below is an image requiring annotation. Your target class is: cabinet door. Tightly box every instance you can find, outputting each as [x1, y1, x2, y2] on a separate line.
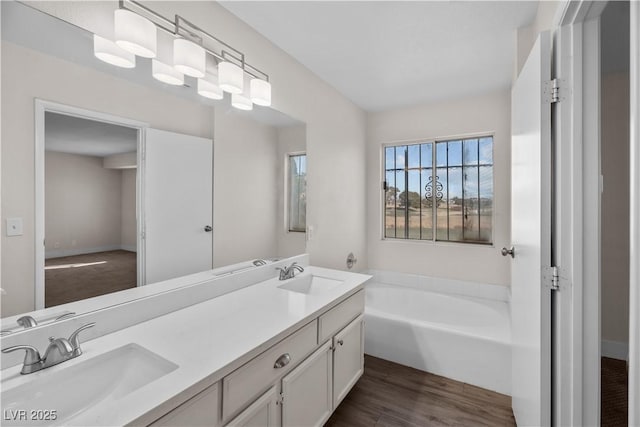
[226, 386, 278, 427]
[333, 314, 364, 408]
[281, 341, 333, 427]
[149, 383, 219, 427]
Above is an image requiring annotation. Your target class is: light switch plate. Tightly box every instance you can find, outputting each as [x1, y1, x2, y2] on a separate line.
[6, 218, 23, 237]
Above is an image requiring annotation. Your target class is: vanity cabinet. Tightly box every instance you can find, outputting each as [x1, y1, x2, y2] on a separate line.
[281, 341, 333, 427]
[227, 386, 279, 427]
[332, 314, 365, 408]
[150, 290, 365, 427]
[149, 383, 220, 427]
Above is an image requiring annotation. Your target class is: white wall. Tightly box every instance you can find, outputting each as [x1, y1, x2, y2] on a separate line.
[276, 125, 307, 258]
[366, 90, 511, 286]
[27, 0, 368, 273]
[212, 109, 279, 267]
[515, 1, 564, 79]
[120, 168, 137, 252]
[1, 41, 214, 316]
[45, 151, 122, 258]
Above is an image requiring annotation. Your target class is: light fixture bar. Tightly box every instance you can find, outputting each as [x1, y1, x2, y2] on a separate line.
[120, 0, 269, 82]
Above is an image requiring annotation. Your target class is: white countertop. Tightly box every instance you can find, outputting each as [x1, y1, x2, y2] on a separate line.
[0, 266, 371, 427]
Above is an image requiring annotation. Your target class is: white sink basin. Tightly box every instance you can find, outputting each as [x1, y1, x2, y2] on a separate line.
[1, 343, 177, 426]
[278, 274, 343, 295]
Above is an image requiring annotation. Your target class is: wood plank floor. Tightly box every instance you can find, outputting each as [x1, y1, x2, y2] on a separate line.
[326, 355, 516, 427]
[601, 357, 628, 427]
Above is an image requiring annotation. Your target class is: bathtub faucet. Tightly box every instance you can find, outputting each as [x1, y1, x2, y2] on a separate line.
[276, 262, 304, 280]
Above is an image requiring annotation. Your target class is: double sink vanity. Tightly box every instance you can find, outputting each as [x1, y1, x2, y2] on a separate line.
[0, 256, 370, 427]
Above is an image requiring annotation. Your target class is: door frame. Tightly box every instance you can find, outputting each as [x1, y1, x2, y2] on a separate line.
[34, 99, 148, 309]
[555, 0, 639, 425]
[629, 2, 640, 424]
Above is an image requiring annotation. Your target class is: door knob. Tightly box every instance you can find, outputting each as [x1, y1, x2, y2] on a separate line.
[501, 246, 515, 258]
[204, 225, 212, 232]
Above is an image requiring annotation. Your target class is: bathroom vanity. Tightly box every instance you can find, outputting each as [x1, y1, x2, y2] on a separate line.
[153, 289, 364, 427]
[0, 260, 370, 427]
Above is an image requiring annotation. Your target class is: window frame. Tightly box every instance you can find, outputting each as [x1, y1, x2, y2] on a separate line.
[286, 151, 307, 233]
[380, 133, 496, 246]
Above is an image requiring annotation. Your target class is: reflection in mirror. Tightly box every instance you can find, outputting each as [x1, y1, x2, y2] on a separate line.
[44, 112, 140, 308]
[1, 2, 306, 332]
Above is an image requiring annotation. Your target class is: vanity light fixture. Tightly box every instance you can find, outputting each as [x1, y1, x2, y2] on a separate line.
[114, 9, 157, 58]
[250, 78, 272, 107]
[96, 0, 271, 108]
[93, 35, 136, 68]
[231, 92, 253, 111]
[198, 74, 224, 100]
[173, 38, 206, 78]
[218, 61, 244, 94]
[152, 59, 184, 86]
[232, 76, 253, 110]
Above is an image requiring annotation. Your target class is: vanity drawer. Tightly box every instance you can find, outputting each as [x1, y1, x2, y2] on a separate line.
[318, 290, 364, 343]
[222, 319, 317, 421]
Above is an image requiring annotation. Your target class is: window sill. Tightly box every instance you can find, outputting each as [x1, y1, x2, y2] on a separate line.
[380, 237, 495, 249]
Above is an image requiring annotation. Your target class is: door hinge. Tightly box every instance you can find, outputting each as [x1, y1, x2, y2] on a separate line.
[383, 181, 388, 191]
[276, 392, 284, 405]
[543, 78, 564, 104]
[542, 266, 567, 291]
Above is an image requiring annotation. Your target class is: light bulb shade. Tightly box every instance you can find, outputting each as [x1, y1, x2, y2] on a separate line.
[93, 35, 136, 68]
[152, 59, 184, 86]
[114, 9, 157, 58]
[250, 79, 271, 107]
[231, 92, 253, 111]
[218, 62, 244, 94]
[197, 76, 224, 100]
[173, 38, 206, 78]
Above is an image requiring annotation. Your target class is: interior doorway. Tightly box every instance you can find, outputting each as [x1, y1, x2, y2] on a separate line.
[35, 100, 147, 309]
[599, 1, 630, 425]
[43, 112, 140, 307]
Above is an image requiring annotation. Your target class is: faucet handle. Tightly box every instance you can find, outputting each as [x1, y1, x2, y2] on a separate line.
[68, 322, 95, 356]
[17, 315, 38, 329]
[2, 345, 42, 367]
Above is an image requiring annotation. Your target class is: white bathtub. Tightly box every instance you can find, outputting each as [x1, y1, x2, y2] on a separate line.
[364, 281, 511, 395]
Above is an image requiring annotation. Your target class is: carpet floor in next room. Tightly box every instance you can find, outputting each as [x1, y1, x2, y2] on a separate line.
[326, 355, 516, 427]
[45, 250, 137, 307]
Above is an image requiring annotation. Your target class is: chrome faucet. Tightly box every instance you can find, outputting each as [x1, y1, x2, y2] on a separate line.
[276, 262, 305, 280]
[17, 315, 38, 329]
[2, 322, 95, 374]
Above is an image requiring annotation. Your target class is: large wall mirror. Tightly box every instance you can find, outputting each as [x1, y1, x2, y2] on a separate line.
[1, 2, 307, 333]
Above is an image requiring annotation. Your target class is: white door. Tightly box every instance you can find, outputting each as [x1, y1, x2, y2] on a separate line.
[510, 31, 552, 427]
[144, 128, 213, 284]
[282, 341, 333, 427]
[333, 315, 364, 408]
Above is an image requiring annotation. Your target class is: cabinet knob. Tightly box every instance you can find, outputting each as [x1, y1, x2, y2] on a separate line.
[337, 339, 344, 346]
[273, 353, 291, 369]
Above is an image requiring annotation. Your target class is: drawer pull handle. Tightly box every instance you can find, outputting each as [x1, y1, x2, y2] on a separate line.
[274, 353, 291, 369]
[337, 339, 344, 346]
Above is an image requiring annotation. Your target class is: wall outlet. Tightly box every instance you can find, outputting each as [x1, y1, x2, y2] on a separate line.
[6, 218, 23, 237]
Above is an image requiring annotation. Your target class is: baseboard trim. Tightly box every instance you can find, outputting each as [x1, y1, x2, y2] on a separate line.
[602, 339, 629, 361]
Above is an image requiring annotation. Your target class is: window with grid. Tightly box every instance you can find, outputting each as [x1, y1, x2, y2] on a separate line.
[288, 153, 307, 232]
[383, 136, 493, 244]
